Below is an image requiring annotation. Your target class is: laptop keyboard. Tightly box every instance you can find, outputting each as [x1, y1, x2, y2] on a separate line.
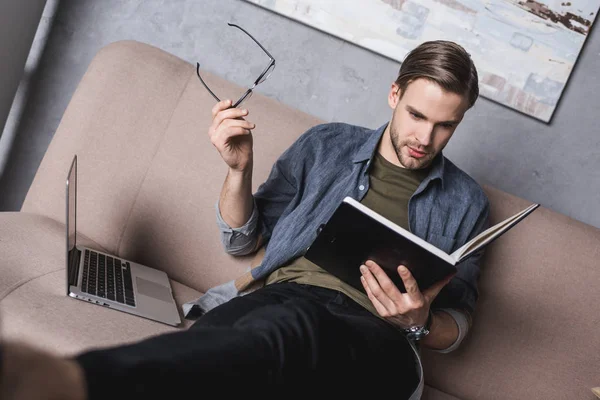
[81, 250, 136, 307]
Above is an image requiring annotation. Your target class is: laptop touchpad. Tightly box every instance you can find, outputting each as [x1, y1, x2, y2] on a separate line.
[136, 277, 173, 303]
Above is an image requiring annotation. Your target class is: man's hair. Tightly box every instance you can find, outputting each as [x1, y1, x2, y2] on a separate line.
[395, 40, 479, 109]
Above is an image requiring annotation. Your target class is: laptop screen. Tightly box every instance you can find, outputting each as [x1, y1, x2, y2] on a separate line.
[66, 155, 77, 292]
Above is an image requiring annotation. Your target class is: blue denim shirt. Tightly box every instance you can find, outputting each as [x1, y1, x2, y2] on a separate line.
[180, 121, 490, 399]
[183, 121, 489, 325]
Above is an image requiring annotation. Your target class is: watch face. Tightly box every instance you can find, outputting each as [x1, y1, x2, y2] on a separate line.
[406, 326, 430, 340]
[405, 312, 433, 340]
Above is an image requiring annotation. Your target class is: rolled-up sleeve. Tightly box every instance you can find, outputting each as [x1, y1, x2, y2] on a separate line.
[215, 199, 260, 256]
[430, 308, 471, 353]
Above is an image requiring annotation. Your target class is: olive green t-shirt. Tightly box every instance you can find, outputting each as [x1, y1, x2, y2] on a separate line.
[266, 151, 431, 315]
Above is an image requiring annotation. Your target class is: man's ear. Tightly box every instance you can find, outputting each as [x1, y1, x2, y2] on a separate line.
[388, 82, 401, 109]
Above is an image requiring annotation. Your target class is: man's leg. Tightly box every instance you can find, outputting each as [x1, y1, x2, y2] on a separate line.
[77, 283, 418, 397]
[77, 283, 361, 396]
[1, 283, 419, 398]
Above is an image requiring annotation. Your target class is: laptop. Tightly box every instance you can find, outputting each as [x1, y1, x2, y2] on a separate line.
[65, 154, 182, 326]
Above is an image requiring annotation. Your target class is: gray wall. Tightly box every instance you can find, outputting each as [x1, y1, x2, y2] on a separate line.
[0, 0, 47, 136]
[1, 0, 599, 229]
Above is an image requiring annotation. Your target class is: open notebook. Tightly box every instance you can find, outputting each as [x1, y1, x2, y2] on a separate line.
[304, 196, 540, 293]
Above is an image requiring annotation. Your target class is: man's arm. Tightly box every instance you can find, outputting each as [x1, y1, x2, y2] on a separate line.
[360, 183, 490, 351]
[210, 100, 308, 256]
[420, 308, 471, 351]
[215, 167, 265, 256]
[215, 139, 303, 256]
[425, 259, 482, 352]
[218, 122, 328, 257]
[219, 166, 254, 230]
[208, 99, 255, 230]
[361, 262, 474, 350]
[208, 100, 262, 256]
[361, 262, 461, 346]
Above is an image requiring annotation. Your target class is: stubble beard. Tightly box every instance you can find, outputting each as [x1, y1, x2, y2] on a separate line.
[389, 125, 435, 170]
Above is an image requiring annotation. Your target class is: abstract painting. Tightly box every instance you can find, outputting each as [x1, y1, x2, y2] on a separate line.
[244, 0, 599, 122]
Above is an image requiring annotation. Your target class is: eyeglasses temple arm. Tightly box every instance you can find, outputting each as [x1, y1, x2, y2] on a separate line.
[227, 23, 275, 61]
[196, 63, 222, 103]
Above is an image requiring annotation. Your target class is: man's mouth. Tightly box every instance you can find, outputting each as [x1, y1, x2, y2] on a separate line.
[407, 147, 427, 159]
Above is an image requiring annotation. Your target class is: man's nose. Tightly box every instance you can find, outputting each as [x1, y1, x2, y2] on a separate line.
[415, 124, 434, 147]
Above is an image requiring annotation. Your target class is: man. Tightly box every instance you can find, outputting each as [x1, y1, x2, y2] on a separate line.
[0, 40, 489, 399]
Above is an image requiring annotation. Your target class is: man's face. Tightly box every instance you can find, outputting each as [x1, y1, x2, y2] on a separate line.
[385, 78, 470, 170]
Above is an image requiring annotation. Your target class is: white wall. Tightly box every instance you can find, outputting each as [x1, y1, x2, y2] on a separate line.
[0, 0, 47, 136]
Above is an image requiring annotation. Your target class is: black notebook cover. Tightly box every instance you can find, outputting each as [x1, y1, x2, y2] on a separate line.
[304, 197, 457, 294]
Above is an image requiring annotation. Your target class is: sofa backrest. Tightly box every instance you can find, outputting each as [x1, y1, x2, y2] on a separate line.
[22, 41, 600, 399]
[422, 184, 600, 399]
[21, 40, 322, 293]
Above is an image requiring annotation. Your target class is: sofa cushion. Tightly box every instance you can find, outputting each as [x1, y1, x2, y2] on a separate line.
[0, 212, 199, 355]
[420, 185, 600, 400]
[422, 386, 462, 400]
[1, 270, 198, 356]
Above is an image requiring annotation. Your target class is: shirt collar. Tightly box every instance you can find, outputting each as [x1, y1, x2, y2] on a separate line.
[353, 121, 446, 189]
[352, 122, 388, 164]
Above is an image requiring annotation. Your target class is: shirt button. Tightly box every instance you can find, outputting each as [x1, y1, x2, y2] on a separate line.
[359, 185, 365, 191]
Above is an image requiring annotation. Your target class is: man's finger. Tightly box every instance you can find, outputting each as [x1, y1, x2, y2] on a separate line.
[220, 119, 256, 131]
[212, 107, 249, 130]
[211, 121, 255, 147]
[360, 263, 396, 313]
[360, 275, 389, 317]
[397, 265, 420, 298]
[423, 273, 455, 301]
[364, 260, 403, 301]
[211, 99, 232, 118]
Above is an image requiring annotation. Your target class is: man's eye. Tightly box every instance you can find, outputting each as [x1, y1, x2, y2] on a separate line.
[410, 112, 422, 119]
[441, 124, 453, 129]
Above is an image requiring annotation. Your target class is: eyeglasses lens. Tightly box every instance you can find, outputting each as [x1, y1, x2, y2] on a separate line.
[258, 63, 275, 84]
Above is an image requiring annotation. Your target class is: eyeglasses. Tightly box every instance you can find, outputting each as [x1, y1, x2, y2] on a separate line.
[197, 23, 276, 108]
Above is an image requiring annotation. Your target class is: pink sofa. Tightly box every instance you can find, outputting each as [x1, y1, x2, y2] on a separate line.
[1, 40, 598, 399]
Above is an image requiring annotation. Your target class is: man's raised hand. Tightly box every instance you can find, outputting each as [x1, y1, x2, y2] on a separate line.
[208, 99, 256, 172]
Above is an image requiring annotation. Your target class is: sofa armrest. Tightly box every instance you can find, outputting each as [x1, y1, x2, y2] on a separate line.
[0, 212, 107, 301]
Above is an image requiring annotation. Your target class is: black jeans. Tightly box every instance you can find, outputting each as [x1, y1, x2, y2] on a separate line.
[76, 282, 419, 398]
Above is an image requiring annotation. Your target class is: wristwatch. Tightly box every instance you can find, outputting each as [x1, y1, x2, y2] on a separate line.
[404, 311, 433, 341]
